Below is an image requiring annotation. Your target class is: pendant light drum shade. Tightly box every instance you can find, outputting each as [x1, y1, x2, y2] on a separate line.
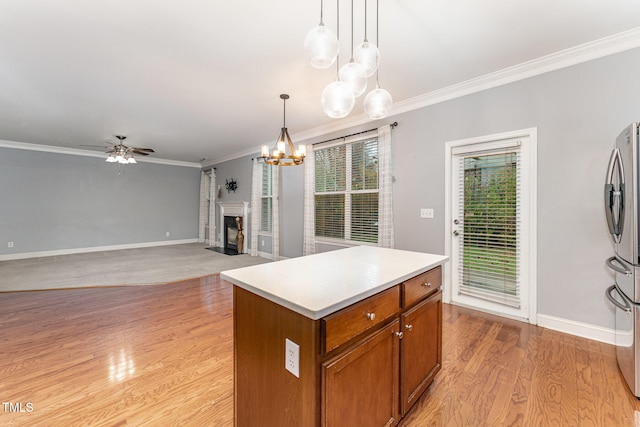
[354, 41, 379, 77]
[321, 80, 355, 118]
[304, 25, 339, 69]
[363, 85, 392, 119]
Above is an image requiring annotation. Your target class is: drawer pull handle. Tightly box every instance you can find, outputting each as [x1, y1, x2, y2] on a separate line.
[405, 324, 413, 331]
[366, 312, 376, 321]
[423, 282, 432, 287]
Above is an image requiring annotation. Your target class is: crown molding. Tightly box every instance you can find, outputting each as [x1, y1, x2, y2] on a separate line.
[206, 27, 640, 166]
[390, 27, 640, 116]
[0, 139, 201, 168]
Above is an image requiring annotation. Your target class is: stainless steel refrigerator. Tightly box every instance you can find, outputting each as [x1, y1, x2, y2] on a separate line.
[605, 122, 640, 398]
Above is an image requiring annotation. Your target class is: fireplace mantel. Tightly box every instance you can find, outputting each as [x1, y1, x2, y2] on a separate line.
[217, 202, 249, 253]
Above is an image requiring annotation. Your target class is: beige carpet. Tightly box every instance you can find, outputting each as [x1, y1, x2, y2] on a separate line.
[0, 243, 271, 292]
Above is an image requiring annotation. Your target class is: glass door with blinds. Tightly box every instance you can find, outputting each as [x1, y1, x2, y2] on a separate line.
[450, 134, 533, 320]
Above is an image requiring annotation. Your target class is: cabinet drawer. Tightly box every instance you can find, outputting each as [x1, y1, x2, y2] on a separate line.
[403, 266, 442, 308]
[323, 286, 400, 353]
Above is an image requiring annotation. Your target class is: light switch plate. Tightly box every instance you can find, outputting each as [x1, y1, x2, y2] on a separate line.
[285, 338, 300, 378]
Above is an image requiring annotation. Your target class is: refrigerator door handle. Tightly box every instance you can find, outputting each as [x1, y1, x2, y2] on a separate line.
[606, 284, 632, 313]
[606, 256, 633, 276]
[605, 148, 625, 243]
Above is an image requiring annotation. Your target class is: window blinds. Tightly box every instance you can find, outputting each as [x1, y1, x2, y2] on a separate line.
[260, 164, 272, 233]
[314, 137, 379, 244]
[456, 144, 521, 308]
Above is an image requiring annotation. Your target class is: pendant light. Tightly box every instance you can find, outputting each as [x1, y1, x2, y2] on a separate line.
[304, 0, 339, 69]
[354, 0, 379, 77]
[321, 79, 355, 118]
[338, 0, 367, 97]
[321, 0, 355, 118]
[261, 94, 306, 166]
[363, 0, 392, 119]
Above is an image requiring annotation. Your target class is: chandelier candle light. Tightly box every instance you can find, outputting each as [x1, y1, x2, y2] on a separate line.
[261, 94, 306, 166]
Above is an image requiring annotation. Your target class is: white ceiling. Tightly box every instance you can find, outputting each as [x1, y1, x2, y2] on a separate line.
[1, 0, 639, 165]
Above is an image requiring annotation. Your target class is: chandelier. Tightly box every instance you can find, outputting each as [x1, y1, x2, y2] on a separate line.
[261, 94, 306, 166]
[305, 0, 392, 120]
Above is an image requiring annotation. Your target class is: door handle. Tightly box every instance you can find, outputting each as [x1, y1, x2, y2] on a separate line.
[606, 256, 632, 276]
[604, 148, 625, 243]
[606, 284, 631, 313]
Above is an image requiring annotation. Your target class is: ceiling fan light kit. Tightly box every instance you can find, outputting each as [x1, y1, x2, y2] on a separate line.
[307, 0, 391, 120]
[102, 135, 154, 165]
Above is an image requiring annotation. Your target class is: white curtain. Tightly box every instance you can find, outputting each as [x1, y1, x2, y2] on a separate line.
[198, 171, 206, 243]
[208, 169, 216, 246]
[250, 159, 262, 257]
[302, 151, 316, 256]
[272, 166, 281, 261]
[377, 125, 394, 248]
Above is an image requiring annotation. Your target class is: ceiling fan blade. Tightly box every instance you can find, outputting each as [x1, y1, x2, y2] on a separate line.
[130, 149, 150, 155]
[133, 148, 155, 152]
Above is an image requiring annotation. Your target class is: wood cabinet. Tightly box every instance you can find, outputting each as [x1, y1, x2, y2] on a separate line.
[233, 265, 443, 427]
[400, 290, 442, 415]
[322, 320, 400, 427]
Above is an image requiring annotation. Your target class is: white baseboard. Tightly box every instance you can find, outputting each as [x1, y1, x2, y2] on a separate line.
[257, 250, 275, 260]
[0, 239, 199, 261]
[537, 314, 616, 345]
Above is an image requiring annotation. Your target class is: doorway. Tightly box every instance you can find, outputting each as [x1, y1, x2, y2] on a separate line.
[445, 128, 537, 322]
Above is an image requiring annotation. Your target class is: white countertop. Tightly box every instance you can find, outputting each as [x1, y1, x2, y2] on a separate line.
[221, 246, 448, 320]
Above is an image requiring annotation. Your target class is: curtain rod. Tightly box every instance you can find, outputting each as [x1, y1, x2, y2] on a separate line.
[312, 121, 397, 146]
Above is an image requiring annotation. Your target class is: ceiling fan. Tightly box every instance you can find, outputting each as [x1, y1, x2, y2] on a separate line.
[81, 135, 155, 164]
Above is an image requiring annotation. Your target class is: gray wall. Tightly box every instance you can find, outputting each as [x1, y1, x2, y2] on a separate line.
[0, 148, 200, 255]
[215, 48, 640, 330]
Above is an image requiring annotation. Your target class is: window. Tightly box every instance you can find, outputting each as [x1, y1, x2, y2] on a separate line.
[261, 163, 273, 233]
[314, 137, 379, 244]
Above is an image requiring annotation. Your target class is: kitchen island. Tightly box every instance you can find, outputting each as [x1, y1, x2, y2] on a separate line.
[221, 246, 448, 427]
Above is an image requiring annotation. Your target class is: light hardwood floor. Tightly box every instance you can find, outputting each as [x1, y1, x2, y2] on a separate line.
[1, 275, 638, 426]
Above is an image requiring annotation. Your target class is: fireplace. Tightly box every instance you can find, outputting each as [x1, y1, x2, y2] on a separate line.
[224, 216, 239, 255]
[213, 202, 249, 255]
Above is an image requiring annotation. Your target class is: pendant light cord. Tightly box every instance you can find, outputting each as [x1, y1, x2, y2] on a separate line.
[336, 0, 340, 74]
[350, 0, 354, 59]
[375, 0, 380, 86]
[320, 0, 324, 25]
[363, 0, 368, 42]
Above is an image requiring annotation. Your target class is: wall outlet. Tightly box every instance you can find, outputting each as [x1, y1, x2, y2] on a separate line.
[285, 338, 300, 378]
[7, 241, 14, 248]
[420, 208, 434, 219]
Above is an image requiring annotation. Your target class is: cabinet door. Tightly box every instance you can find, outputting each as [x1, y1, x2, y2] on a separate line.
[322, 320, 401, 427]
[400, 290, 442, 415]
